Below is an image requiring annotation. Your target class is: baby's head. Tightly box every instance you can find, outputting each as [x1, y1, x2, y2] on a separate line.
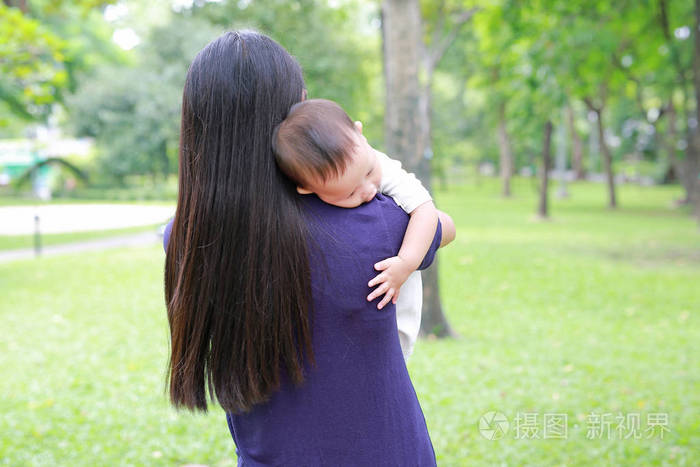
[273, 99, 381, 208]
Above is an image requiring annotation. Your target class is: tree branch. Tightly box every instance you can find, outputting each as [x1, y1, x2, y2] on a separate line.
[611, 52, 648, 116]
[428, 7, 480, 70]
[657, 0, 690, 91]
[658, 0, 671, 40]
[583, 96, 599, 113]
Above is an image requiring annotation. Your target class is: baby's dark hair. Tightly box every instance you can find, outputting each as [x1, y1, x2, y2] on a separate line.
[273, 98, 358, 188]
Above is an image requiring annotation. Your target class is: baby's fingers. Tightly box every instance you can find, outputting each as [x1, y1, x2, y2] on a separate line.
[377, 289, 395, 310]
[367, 282, 389, 302]
[374, 258, 394, 272]
[368, 272, 387, 288]
[392, 288, 400, 304]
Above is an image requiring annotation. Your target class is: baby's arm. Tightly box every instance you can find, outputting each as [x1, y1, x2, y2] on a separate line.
[366, 151, 439, 309]
[367, 201, 438, 309]
[438, 210, 456, 247]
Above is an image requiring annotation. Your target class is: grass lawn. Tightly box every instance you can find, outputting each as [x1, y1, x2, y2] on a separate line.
[1, 178, 698, 466]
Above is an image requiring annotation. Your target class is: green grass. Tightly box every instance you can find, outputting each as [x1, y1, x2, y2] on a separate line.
[0, 223, 165, 252]
[1, 178, 698, 466]
[414, 179, 699, 465]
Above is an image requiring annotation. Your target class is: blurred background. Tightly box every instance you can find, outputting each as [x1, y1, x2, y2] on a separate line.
[0, 0, 698, 465]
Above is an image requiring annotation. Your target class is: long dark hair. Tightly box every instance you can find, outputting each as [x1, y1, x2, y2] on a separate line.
[164, 31, 313, 413]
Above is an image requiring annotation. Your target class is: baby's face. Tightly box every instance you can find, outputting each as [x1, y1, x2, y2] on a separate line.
[299, 132, 382, 208]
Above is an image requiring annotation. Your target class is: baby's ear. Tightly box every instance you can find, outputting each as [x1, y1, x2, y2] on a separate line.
[296, 186, 313, 195]
[354, 120, 363, 134]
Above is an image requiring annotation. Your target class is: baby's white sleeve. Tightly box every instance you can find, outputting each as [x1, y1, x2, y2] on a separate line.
[377, 150, 432, 213]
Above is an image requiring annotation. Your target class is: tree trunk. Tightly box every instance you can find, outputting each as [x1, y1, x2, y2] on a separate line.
[584, 96, 617, 208]
[420, 259, 451, 337]
[686, 128, 700, 211]
[538, 121, 553, 218]
[382, 0, 455, 338]
[692, 0, 700, 219]
[666, 116, 700, 207]
[596, 112, 617, 208]
[498, 101, 513, 197]
[418, 79, 454, 338]
[418, 71, 434, 182]
[664, 101, 686, 188]
[567, 105, 585, 180]
[382, 0, 422, 170]
[695, 0, 700, 127]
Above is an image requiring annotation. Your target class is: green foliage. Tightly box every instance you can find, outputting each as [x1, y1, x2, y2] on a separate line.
[63, 0, 382, 184]
[67, 15, 220, 184]
[0, 4, 67, 120]
[4, 0, 695, 191]
[193, 0, 383, 144]
[0, 180, 697, 464]
[427, 0, 695, 181]
[0, 1, 118, 123]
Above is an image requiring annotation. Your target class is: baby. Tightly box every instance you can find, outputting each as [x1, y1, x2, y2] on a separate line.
[273, 98, 440, 360]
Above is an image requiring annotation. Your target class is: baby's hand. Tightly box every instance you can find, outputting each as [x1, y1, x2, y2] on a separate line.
[367, 256, 414, 310]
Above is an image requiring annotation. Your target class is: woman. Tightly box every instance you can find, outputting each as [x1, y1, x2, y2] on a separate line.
[164, 31, 455, 465]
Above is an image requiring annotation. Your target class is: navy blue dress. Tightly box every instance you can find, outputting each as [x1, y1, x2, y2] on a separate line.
[165, 193, 441, 466]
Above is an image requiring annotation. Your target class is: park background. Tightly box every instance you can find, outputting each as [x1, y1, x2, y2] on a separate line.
[0, 0, 698, 465]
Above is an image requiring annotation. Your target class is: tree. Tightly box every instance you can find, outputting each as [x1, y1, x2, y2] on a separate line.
[693, 0, 700, 219]
[497, 99, 515, 196]
[538, 121, 553, 218]
[417, 1, 480, 336]
[382, 0, 457, 337]
[471, 1, 519, 196]
[67, 0, 383, 185]
[498, 1, 682, 209]
[428, 0, 698, 217]
[655, 0, 698, 205]
[0, 0, 118, 123]
[547, 2, 631, 208]
[67, 15, 219, 184]
[583, 95, 617, 207]
[419, 0, 479, 175]
[196, 0, 384, 144]
[566, 104, 585, 179]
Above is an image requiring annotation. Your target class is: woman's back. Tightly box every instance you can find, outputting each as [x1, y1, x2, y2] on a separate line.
[225, 193, 441, 466]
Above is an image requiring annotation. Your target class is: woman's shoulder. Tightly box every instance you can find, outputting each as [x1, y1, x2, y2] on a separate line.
[301, 193, 408, 247]
[301, 193, 407, 224]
